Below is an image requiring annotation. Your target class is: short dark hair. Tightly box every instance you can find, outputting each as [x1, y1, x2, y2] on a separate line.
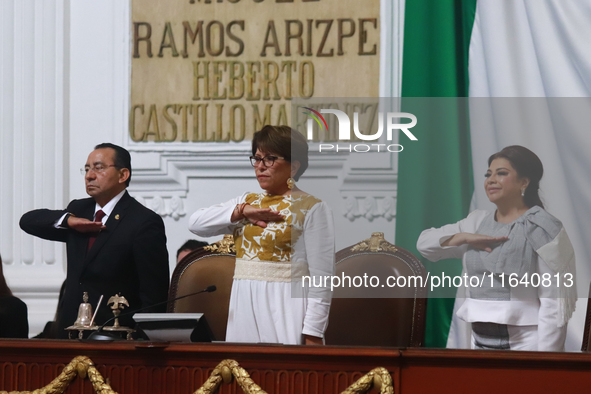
[251, 125, 309, 181]
[94, 143, 132, 186]
[488, 145, 544, 209]
[176, 239, 209, 259]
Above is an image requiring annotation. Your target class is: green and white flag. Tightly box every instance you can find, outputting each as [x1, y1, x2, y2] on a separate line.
[395, 0, 591, 350]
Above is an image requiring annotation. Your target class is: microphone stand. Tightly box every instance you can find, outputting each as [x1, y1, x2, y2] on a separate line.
[86, 285, 216, 341]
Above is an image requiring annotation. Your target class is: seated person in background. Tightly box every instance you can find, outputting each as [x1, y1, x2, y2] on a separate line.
[188, 125, 335, 345]
[0, 254, 29, 338]
[177, 239, 209, 264]
[417, 145, 576, 351]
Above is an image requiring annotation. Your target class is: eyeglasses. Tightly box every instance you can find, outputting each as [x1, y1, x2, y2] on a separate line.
[249, 155, 285, 168]
[80, 164, 118, 176]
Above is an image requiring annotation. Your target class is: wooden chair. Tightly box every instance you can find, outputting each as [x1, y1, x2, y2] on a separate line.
[168, 235, 236, 341]
[324, 233, 427, 347]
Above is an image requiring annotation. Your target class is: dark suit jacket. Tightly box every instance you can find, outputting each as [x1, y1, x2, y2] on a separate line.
[20, 191, 169, 338]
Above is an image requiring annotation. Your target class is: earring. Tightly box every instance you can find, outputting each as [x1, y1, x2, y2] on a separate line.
[521, 188, 525, 197]
[287, 178, 295, 190]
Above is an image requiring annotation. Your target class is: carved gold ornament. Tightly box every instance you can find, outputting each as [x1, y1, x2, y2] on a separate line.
[194, 359, 266, 394]
[204, 234, 236, 254]
[0, 355, 117, 394]
[341, 367, 394, 394]
[194, 360, 393, 394]
[350, 233, 398, 253]
[0, 356, 392, 394]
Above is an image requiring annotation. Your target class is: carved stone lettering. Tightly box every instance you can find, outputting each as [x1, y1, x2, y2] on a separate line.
[131, 0, 379, 142]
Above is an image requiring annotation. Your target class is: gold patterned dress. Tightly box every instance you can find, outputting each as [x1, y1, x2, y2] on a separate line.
[188, 192, 335, 344]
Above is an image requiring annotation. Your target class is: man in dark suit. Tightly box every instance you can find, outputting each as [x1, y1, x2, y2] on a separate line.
[20, 143, 169, 338]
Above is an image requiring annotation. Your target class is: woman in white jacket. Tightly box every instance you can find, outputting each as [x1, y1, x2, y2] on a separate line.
[188, 126, 334, 345]
[417, 146, 576, 351]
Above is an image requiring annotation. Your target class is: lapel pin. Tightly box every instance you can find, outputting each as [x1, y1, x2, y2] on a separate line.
[115, 214, 120, 220]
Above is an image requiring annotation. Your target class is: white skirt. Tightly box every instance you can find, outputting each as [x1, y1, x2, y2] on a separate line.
[225, 279, 308, 345]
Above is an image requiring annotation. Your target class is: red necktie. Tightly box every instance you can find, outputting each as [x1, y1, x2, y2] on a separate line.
[87, 210, 106, 250]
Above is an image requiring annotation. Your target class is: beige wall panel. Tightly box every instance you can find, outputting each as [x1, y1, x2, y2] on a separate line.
[130, 0, 380, 143]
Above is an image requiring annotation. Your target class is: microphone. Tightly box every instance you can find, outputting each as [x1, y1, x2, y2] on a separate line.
[86, 285, 217, 341]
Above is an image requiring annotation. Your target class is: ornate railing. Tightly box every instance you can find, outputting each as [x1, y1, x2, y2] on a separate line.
[0, 356, 393, 394]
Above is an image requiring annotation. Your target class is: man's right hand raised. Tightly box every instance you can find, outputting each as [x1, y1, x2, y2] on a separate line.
[67, 216, 106, 233]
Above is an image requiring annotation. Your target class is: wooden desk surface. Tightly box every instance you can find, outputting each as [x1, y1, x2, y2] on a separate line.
[0, 339, 589, 393]
[400, 348, 591, 393]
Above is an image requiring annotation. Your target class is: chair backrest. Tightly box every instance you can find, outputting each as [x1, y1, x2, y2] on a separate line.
[581, 283, 591, 351]
[324, 233, 427, 347]
[168, 235, 236, 341]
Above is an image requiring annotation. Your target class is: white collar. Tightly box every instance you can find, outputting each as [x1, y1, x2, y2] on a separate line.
[94, 189, 126, 219]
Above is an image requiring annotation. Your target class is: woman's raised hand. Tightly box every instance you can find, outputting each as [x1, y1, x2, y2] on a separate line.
[441, 233, 508, 253]
[241, 205, 284, 228]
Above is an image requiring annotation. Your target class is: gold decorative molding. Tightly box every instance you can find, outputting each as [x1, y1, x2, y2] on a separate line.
[0, 355, 117, 394]
[350, 233, 398, 253]
[193, 360, 393, 394]
[194, 359, 266, 394]
[0, 356, 392, 394]
[341, 367, 394, 394]
[204, 234, 236, 254]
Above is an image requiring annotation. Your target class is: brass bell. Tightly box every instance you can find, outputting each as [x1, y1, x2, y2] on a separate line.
[72, 292, 93, 328]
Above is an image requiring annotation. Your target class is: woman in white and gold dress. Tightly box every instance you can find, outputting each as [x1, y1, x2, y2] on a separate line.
[188, 126, 334, 345]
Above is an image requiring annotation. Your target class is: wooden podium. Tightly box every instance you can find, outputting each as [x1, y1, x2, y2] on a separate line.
[0, 339, 590, 393]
